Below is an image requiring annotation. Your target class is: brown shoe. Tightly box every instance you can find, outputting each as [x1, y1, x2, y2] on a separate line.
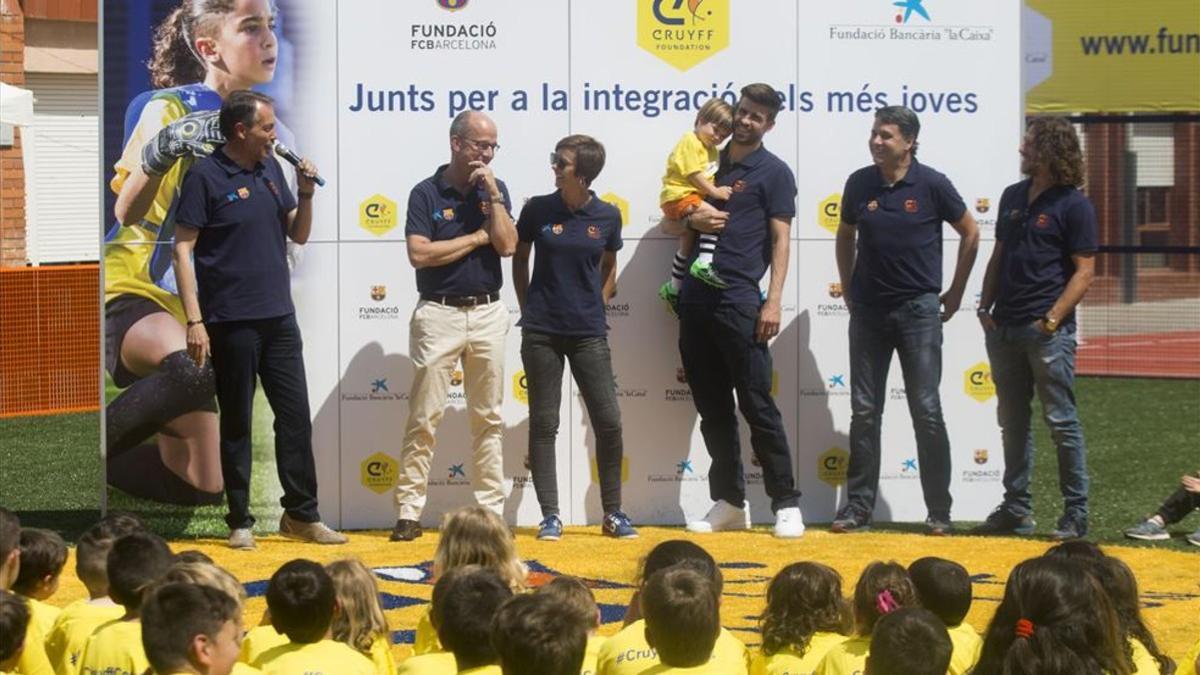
[390, 518, 422, 542]
[278, 513, 348, 545]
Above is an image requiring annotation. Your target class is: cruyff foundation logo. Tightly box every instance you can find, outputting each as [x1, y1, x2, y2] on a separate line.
[637, 0, 730, 72]
[360, 452, 398, 494]
[964, 361, 996, 402]
[359, 194, 398, 236]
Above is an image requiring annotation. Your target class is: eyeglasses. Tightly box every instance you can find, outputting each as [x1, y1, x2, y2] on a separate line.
[459, 137, 500, 153]
[550, 152, 573, 169]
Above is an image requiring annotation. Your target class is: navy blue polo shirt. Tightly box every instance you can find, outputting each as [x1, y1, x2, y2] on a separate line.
[175, 148, 297, 323]
[516, 191, 623, 337]
[993, 179, 1098, 327]
[679, 145, 797, 306]
[405, 164, 512, 296]
[841, 160, 967, 308]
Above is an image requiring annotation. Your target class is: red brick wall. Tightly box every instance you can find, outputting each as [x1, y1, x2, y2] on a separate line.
[20, 0, 96, 22]
[1, 0, 26, 267]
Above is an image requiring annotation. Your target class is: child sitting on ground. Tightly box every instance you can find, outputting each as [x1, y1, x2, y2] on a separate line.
[401, 565, 513, 675]
[907, 557, 981, 675]
[492, 592, 588, 675]
[815, 561, 917, 675]
[0, 591, 31, 673]
[328, 559, 395, 674]
[45, 512, 144, 673]
[413, 506, 527, 656]
[12, 528, 68, 637]
[536, 576, 605, 674]
[597, 540, 749, 674]
[864, 607, 951, 675]
[253, 559, 374, 674]
[752, 561, 852, 674]
[657, 97, 736, 314]
[77, 531, 175, 675]
[141, 582, 242, 675]
[640, 563, 722, 672]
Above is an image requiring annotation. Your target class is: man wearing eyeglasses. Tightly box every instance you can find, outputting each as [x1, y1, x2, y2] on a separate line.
[391, 110, 518, 542]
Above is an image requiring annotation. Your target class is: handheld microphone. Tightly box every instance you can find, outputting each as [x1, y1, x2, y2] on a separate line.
[274, 143, 326, 187]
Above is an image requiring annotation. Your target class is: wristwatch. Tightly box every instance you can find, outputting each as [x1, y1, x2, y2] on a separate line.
[1043, 314, 1059, 332]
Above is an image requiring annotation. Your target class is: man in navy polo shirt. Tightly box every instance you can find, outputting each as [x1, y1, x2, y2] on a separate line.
[833, 105, 980, 536]
[662, 83, 804, 539]
[974, 117, 1097, 540]
[173, 90, 345, 549]
[391, 111, 518, 542]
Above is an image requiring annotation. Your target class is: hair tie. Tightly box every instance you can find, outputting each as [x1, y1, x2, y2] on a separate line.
[875, 589, 899, 615]
[1014, 618, 1035, 639]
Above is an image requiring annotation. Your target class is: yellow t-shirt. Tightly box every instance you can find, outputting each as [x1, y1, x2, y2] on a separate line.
[413, 606, 443, 655]
[232, 664, 263, 675]
[397, 651, 456, 675]
[364, 634, 396, 675]
[77, 619, 148, 675]
[23, 598, 62, 640]
[660, 132, 719, 205]
[258, 640, 375, 675]
[240, 624, 289, 667]
[458, 667, 501, 675]
[946, 622, 982, 675]
[750, 632, 849, 675]
[1176, 635, 1200, 675]
[14, 609, 54, 675]
[581, 634, 606, 675]
[595, 619, 749, 675]
[813, 635, 870, 675]
[105, 92, 203, 322]
[44, 598, 123, 675]
[1130, 637, 1160, 674]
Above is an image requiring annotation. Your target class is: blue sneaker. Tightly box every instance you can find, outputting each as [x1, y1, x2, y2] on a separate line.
[537, 515, 562, 541]
[602, 511, 639, 539]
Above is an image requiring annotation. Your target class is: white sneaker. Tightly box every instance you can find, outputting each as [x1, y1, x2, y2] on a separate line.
[228, 528, 256, 550]
[773, 507, 805, 539]
[686, 500, 750, 533]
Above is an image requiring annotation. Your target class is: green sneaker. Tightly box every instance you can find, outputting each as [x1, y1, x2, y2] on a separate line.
[657, 281, 680, 318]
[690, 259, 730, 289]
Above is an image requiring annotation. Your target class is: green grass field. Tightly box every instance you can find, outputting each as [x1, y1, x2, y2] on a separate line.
[2, 376, 1198, 546]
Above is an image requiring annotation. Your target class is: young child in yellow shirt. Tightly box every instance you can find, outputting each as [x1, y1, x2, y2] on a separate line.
[12, 528, 68, 639]
[78, 531, 176, 675]
[45, 514, 143, 674]
[751, 562, 851, 675]
[412, 507, 528, 656]
[252, 559, 374, 675]
[0, 507, 54, 675]
[0, 591, 31, 674]
[492, 592, 588, 675]
[658, 98, 735, 313]
[141, 582, 243, 675]
[401, 566, 512, 675]
[596, 540, 749, 675]
[328, 559, 396, 674]
[864, 607, 951, 675]
[907, 557, 981, 675]
[815, 561, 917, 675]
[535, 576, 605, 674]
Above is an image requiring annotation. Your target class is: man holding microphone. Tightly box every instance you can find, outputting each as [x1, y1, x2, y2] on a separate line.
[173, 90, 345, 549]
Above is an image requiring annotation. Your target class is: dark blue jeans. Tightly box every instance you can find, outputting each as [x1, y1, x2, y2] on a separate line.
[520, 330, 623, 518]
[678, 303, 800, 513]
[846, 293, 952, 520]
[985, 322, 1088, 522]
[208, 314, 321, 530]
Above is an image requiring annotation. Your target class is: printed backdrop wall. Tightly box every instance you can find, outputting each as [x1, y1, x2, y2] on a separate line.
[103, 0, 1020, 529]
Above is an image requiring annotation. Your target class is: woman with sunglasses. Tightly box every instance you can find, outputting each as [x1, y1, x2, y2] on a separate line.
[512, 135, 637, 542]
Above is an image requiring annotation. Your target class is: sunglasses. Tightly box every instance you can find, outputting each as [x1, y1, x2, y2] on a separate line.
[550, 152, 573, 169]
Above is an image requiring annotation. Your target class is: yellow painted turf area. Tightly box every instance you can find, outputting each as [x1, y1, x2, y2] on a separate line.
[45, 528, 1200, 663]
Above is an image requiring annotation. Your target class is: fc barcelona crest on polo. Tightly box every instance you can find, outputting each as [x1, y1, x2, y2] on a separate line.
[587, 225, 602, 239]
